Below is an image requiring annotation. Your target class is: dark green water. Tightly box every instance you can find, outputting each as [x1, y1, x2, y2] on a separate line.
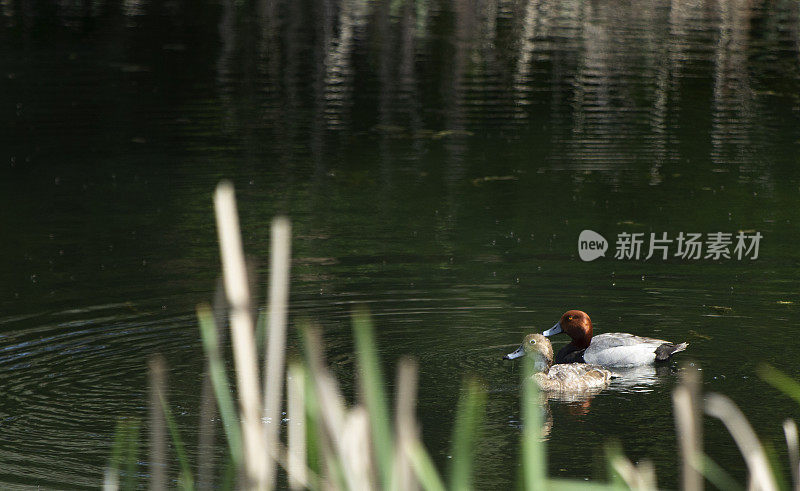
[2, 0, 800, 488]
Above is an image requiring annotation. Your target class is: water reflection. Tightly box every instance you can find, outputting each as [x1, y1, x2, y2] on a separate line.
[535, 363, 674, 403]
[610, 364, 674, 393]
[541, 385, 607, 403]
[196, 0, 800, 178]
[530, 363, 673, 414]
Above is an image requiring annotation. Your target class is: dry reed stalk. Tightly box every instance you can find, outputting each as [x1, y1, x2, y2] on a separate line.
[316, 371, 348, 437]
[264, 216, 292, 488]
[304, 328, 347, 433]
[103, 470, 118, 491]
[393, 358, 419, 491]
[148, 355, 167, 491]
[705, 393, 777, 491]
[784, 419, 800, 491]
[214, 182, 267, 490]
[673, 364, 703, 491]
[341, 406, 374, 490]
[303, 327, 348, 489]
[287, 363, 307, 490]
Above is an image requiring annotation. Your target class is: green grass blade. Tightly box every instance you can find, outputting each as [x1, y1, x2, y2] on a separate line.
[299, 324, 352, 491]
[121, 419, 140, 490]
[158, 389, 195, 490]
[406, 439, 446, 491]
[522, 355, 546, 489]
[197, 304, 243, 467]
[603, 441, 627, 489]
[758, 364, 800, 407]
[764, 441, 789, 491]
[219, 453, 238, 491]
[297, 323, 321, 474]
[352, 307, 394, 487]
[546, 478, 625, 490]
[106, 418, 140, 490]
[697, 452, 743, 491]
[448, 377, 487, 491]
[302, 363, 322, 481]
[287, 361, 309, 490]
[107, 419, 127, 474]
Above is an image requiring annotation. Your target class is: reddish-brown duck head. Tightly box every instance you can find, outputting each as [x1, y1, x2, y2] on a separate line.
[542, 310, 593, 349]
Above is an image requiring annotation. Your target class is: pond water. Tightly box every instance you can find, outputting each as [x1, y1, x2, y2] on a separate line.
[2, 0, 800, 488]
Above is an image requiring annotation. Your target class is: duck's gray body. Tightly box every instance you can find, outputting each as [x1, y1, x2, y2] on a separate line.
[556, 332, 688, 368]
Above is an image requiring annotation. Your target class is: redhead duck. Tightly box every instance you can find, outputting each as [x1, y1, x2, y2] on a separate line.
[504, 333, 614, 391]
[542, 310, 687, 368]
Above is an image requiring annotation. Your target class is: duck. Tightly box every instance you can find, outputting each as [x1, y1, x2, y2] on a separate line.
[542, 310, 688, 367]
[504, 333, 614, 391]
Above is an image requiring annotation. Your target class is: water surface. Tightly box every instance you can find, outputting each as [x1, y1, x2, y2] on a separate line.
[2, 0, 800, 487]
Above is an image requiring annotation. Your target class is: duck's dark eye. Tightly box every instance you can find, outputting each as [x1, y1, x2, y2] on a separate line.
[567, 315, 573, 320]
[529, 339, 536, 344]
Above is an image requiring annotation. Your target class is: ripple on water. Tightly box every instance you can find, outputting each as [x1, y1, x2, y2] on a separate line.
[0, 303, 202, 488]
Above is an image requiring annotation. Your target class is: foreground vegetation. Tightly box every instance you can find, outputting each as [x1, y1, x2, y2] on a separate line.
[104, 182, 800, 490]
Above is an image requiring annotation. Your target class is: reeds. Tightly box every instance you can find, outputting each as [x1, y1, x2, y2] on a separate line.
[673, 365, 702, 491]
[214, 182, 268, 489]
[104, 182, 800, 490]
[671, 362, 800, 491]
[264, 216, 291, 488]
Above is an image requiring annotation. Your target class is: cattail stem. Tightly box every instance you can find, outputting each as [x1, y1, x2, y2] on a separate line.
[214, 181, 267, 490]
[264, 216, 292, 488]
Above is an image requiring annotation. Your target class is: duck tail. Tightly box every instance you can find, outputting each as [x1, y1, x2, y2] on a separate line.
[654, 342, 688, 362]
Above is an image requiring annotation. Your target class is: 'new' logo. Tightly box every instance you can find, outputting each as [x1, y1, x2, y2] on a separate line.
[578, 230, 608, 262]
